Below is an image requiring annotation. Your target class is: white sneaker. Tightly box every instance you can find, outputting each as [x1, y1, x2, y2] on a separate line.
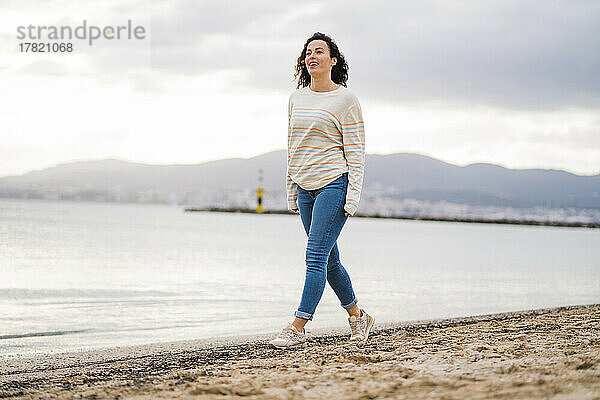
[348, 309, 375, 342]
[269, 323, 307, 348]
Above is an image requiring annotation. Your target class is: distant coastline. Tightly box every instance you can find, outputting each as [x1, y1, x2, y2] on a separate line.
[2, 151, 599, 219]
[184, 207, 600, 229]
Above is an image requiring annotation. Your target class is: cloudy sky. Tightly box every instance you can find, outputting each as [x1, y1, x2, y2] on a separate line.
[1, 0, 599, 177]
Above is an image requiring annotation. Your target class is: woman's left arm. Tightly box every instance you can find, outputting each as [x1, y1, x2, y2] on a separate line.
[341, 102, 365, 216]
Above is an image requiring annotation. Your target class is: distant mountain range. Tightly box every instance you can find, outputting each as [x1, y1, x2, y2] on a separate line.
[1, 150, 598, 209]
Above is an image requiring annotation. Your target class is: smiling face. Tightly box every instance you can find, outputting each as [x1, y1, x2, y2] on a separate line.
[305, 39, 337, 78]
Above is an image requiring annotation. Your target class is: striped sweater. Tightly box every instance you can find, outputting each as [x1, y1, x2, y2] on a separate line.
[286, 85, 365, 215]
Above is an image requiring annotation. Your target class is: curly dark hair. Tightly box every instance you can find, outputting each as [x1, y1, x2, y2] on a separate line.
[294, 32, 348, 89]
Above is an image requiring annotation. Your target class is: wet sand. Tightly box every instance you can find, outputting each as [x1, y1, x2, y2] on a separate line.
[1, 304, 599, 399]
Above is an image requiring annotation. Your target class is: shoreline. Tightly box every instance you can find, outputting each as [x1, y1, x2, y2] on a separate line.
[184, 207, 600, 229]
[2, 304, 599, 399]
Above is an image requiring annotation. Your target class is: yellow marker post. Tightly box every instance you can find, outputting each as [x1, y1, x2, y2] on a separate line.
[256, 168, 264, 213]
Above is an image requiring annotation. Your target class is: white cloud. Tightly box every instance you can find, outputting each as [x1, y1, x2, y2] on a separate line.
[0, 69, 288, 176]
[365, 101, 600, 175]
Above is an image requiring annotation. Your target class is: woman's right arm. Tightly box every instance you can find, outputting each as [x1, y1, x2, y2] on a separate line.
[286, 171, 298, 212]
[286, 97, 299, 212]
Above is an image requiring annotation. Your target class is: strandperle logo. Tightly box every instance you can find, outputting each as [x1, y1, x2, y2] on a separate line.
[16, 20, 146, 46]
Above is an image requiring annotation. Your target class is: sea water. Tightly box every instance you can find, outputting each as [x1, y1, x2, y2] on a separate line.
[1, 198, 598, 358]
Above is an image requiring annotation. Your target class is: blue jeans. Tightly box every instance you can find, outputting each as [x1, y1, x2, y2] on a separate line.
[294, 173, 358, 320]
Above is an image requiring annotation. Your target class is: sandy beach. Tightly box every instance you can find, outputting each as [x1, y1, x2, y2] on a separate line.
[1, 304, 599, 399]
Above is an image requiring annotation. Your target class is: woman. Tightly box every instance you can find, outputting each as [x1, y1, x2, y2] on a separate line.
[269, 32, 374, 348]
